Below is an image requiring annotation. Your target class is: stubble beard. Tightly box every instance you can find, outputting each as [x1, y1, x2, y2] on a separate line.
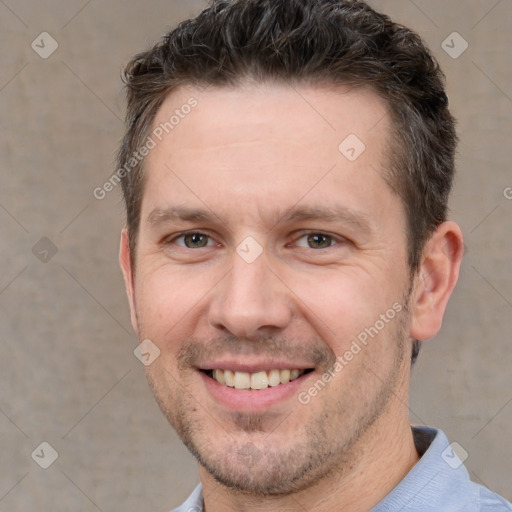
[144, 298, 411, 496]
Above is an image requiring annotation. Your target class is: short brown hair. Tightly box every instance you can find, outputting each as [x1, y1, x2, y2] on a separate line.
[118, 0, 458, 363]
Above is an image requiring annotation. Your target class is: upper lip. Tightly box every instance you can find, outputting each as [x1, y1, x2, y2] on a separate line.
[197, 360, 315, 373]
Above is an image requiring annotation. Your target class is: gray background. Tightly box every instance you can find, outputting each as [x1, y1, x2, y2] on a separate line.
[0, 0, 510, 510]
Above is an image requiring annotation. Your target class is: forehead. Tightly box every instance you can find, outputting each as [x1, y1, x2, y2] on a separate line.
[150, 82, 389, 161]
[141, 82, 398, 226]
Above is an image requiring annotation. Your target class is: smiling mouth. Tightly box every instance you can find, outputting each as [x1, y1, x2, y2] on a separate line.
[202, 368, 314, 390]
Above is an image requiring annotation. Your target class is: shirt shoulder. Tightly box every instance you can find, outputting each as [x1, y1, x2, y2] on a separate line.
[478, 484, 512, 511]
[372, 427, 512, 512]
[170, 483, 203, 512]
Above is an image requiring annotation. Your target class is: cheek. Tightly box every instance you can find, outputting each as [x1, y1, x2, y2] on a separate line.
[288, 268, 402, 351]
[134, 265, 209, 341]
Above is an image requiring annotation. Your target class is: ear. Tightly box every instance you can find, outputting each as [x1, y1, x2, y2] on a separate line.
[119, 228, 139, 334]
[409, 221, 464, 341]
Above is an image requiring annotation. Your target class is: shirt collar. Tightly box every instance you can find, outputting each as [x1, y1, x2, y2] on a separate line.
[371, 426, 477, 512]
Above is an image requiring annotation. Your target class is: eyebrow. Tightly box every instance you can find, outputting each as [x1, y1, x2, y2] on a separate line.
[279, 205, 374, 234]
[146, 206, 218, 226]
[146, 204, 374, 234]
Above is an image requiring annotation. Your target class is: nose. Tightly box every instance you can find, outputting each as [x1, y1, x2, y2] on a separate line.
[208, 250, 292, 339]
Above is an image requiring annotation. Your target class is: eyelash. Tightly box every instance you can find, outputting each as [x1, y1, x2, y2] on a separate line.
[291, 232, 342, 249]
[165, 231, 345, 250]
[165, 231, 218, 248]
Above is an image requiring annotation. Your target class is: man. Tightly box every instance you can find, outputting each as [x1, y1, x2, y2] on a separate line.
[117, 0, 511, 510]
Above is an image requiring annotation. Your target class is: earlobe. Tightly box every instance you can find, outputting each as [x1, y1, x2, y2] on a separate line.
[409, 221, 464, 341]
[119, 229, 139, 334]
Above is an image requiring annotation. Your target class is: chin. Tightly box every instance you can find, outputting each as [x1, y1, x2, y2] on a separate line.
[195, 441, 322, 496]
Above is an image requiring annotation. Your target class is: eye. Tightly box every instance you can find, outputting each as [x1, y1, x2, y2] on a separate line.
[173, 232, 215, 249]
[295, 233, 337, 249]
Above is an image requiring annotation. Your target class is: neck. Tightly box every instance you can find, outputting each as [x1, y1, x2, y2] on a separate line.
[200, 398, 420, 512]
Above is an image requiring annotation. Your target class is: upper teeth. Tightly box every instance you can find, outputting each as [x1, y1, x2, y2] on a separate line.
[212, 369, 305, 390]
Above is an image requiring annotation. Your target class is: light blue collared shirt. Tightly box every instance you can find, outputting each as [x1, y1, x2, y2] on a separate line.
[171, 427, 512, 511]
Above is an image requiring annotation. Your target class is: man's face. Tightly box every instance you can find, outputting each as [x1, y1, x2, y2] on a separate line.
[122, 83, 415, 494]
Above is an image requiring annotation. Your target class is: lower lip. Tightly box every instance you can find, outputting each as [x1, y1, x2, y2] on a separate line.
[199, 371, 314, 411]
